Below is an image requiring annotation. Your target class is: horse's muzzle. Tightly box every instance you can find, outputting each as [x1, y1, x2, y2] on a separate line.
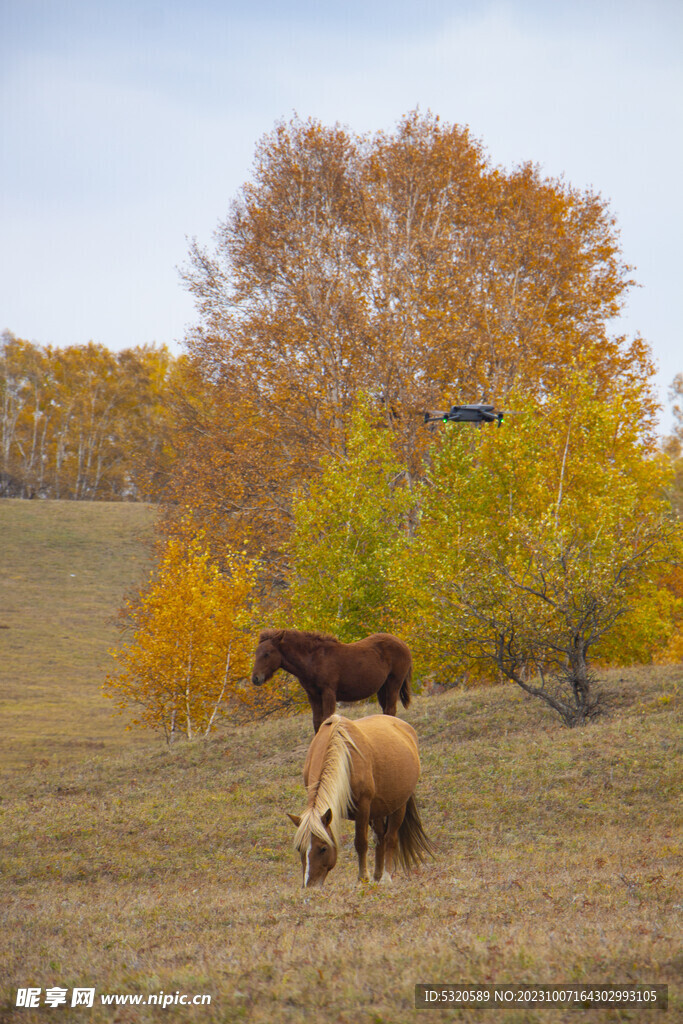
[252, 673, 264, 686]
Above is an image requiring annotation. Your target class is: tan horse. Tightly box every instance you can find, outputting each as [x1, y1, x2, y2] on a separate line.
[287, 714, 434, 887]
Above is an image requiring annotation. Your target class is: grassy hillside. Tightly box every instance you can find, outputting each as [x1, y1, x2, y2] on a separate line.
[0, 500, 681, 1022]
[1, 671, 681, 1023]
[0, 499, 156, 772]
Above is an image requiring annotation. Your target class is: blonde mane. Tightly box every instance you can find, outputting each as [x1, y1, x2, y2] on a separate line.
[294, 716, 359, 851]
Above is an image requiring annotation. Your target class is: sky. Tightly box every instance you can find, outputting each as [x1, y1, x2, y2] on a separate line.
[2, 0, 682, 431]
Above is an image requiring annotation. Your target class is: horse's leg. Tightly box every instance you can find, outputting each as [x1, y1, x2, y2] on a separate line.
[354, 800, 371, 882]
[320, 687, 336, 725]
[377, 678, 399, 716]
[381, 804, 407, 883]
[311, 696, 324, 733]
[310, 688, 335, 733]
[371, 816, 388, 882]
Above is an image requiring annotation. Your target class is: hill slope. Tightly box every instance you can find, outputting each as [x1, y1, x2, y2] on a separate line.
[0, 499, 156, 771]
[0, 499, 680, 1021]
[1, 671, 681, 1021]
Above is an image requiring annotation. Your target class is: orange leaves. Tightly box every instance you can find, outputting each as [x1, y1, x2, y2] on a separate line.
[174, 112, 651, 573]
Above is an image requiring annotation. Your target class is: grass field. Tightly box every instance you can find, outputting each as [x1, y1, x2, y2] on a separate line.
[0, 500, 681, 1023]
[0, 499, 156, 771]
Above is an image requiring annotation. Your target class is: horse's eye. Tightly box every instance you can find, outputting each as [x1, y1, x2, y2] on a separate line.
[319, 846, 327, 854]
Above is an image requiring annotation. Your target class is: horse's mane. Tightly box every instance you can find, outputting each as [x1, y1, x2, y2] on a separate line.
[259, 627, 342, 649]
[293, 715, 358, 852]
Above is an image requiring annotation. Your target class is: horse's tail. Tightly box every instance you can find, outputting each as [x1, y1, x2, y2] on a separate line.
[400, 666, 412, 708]
[395, 795, 436, 872]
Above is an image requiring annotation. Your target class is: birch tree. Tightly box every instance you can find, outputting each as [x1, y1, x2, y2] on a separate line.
[175, 111, 654, 568]
[105, 524, 261, 740]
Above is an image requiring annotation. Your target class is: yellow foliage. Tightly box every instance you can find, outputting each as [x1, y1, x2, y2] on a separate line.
[0, 332, 175, 500]
[394, 370, 682, 707]
[174, 111, 652, 574]
[105, 520, 262, 739]
[658, 623, 683, 664]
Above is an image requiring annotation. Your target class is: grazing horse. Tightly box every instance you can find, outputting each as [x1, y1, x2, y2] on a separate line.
[251, 628, 412, 732]
[287, 713, 434, 887]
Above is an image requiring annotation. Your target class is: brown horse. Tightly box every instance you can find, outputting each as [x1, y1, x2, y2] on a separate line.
[287, 713, 434, 887]
[251, 628, 412, 732]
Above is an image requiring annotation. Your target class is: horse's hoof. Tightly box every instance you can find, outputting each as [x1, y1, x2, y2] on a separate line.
[379, 871, 393, 884]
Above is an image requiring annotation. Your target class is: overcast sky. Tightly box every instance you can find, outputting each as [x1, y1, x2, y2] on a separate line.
[2, 0, 682, 430]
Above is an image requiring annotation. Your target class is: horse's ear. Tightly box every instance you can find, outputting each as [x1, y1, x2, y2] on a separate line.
[287, 813, 301, 828]
[321, 808, 333, 828]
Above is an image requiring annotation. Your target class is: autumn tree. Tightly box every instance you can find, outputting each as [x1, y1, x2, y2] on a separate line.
[175, 111, 654, 570]
[659, 373, 683, 661]
[0, 333, 51, 496]
[0, 333, 175, 500]
[287, 397, 412, 641]
[663, 373, 683, 519]
[105, 523, 264, 740]
[395, 369, 681, 725]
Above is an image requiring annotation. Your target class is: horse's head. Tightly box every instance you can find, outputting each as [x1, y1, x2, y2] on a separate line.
[288, 809, 337, 887]
[251, 631, 284, 686]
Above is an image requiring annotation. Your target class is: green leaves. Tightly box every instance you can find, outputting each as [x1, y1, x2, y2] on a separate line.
[177, 111, 652, 573]
[395, 374, 682, 722]
[287, 397, 412, 641]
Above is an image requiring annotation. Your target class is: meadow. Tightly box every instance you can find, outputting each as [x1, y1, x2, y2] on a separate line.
[0, 500, 681, 1023]
[0, 499, 157, 771]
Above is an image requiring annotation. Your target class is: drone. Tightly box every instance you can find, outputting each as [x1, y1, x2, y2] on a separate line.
[423, 403, 509, 427]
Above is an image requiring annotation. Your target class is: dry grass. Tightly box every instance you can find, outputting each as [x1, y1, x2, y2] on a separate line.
[1, 671, 681, 1023]
[0, 499, 156, 772]
[0, 501, 681, 1022]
